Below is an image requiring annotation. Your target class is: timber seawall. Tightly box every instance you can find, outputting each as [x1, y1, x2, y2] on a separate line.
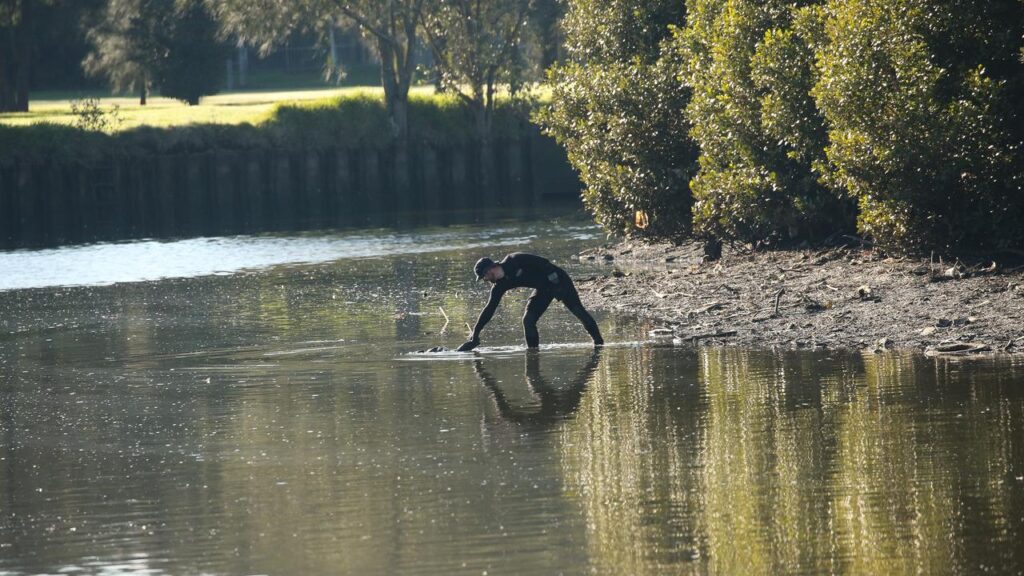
[0, 127, 581, 249]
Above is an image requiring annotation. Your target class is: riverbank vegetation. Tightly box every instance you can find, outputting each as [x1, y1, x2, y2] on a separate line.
[4, 0, 1022, 254]
[0, 87, 425, 130]
[540, 0, 1024, 253]
[3, 0, 561, 138]
[0, 92, 539, 162]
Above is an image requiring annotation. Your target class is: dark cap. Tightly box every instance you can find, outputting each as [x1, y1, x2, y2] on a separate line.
[474, 257, 496, 280]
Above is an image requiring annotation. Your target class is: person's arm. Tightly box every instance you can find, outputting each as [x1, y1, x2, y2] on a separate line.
[457, 286, 504, 351]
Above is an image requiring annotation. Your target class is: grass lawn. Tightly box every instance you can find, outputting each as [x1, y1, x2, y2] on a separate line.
[0, 85, 445, 130]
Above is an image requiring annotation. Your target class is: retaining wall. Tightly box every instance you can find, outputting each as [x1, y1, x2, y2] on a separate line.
[0, 130, 581, 248]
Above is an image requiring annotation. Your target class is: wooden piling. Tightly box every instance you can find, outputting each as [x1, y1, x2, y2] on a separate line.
[0, 133, 581, 247]
[16, 161, 39, 245]
[420, 145, 441, 212]
[506, 139, 528, 206]
[304, 150, 324, 227]
[184, 153, 208, 235]
[156, 155, 177, 236]
[214, 151, 236, 233]
[44, 161, 66, 244]
[450, 146, 468, 209]
[327, 148, 350, 225]
[362, 148, 383, 216]
[0, 163, 15, 246]
[242, 150, 266, 232]
[272, 154, 293, 230]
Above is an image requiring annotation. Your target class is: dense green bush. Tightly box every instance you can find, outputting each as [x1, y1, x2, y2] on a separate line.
[678, 0, 853, 244]
[537, 0, 697, 239]
[812, 0, 1024, 251]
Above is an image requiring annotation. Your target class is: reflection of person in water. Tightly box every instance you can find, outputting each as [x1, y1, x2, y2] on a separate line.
[473, 349, 602, 426]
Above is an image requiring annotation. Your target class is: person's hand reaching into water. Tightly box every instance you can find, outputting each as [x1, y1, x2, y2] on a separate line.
[456, 338, 480, 352]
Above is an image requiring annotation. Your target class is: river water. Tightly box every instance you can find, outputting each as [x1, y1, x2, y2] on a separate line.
[1, 216, 1023, 575]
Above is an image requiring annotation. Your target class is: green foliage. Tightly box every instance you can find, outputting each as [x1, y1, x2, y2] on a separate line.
[561, 0, 686, 62]
[207, 0, 424, 140]
[155, 1, 228, 105]
[0, 93, 537, 162]
[420, 0, 533, 139]
[69, 97, 123, 131]
[538, 0, 696, 239]
[86, 0, 228, 105]
[678, 0, 852, 244]
[84, 0, 166, 97]
[812, 0, 1024, 251]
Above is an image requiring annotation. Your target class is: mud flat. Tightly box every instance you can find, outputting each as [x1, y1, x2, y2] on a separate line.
[575, 240, 1024, 356]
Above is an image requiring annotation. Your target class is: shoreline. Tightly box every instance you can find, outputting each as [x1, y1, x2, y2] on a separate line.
[575, 240, 1024, 356]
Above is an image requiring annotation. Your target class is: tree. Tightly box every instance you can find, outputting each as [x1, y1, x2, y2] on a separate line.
[0, 0, 43, 112]
[530, 0, 564, 71]
[419, 0, 533, 141]
[207, 0, 425, 143]
[538, 0, 696, 239]
[156, 0, 228, 105]
[811, 0, 1024, 251]
[84, 0, 167, 104]
[86, 0, 227, 106]
[677, 0, 853, 244]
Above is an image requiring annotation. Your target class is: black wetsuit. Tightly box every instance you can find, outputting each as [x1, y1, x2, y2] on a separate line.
[470, 253, 603, 348]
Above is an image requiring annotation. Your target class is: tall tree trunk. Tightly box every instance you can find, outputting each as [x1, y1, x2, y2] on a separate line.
[378, 36, 406, 142]
[378, 36, 411, 195]
[13, 0, 30, 112]
[329, 27, 338, 77]
[238, 44, 248, 87]
[0, 29, 13, 112]
[393, 38, 413, 195]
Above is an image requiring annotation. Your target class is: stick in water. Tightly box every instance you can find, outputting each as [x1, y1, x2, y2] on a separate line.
[438, 307, 450, 335]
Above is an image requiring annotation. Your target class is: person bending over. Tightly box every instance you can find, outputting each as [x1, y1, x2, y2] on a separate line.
[457, 253, 603, 351]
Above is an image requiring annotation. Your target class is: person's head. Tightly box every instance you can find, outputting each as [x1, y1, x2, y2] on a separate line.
[474, 257, 504, 283]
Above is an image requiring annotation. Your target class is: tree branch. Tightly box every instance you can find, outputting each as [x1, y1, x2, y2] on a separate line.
[329, 0, 395, 47]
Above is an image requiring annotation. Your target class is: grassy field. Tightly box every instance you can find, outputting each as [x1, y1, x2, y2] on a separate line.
[0, 85, 449, 130]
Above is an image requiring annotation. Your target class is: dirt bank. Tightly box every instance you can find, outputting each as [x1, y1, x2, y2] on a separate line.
[574, 240, 1024, 356]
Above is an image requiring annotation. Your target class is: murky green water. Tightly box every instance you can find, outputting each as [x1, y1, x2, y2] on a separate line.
[1, 218, 1023, 575]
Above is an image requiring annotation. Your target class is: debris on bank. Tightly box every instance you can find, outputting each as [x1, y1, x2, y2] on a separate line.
[574, 240, 1024, 355]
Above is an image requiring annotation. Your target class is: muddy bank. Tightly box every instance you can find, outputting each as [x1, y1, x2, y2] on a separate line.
[575, 240, 1024, 356]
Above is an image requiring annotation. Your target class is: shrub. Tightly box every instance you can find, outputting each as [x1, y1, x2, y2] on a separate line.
[678, 0, 853, 244]
[70, 98, 124, 132]
[537, 0, 697, 239]
[812, 0, 1024, 252]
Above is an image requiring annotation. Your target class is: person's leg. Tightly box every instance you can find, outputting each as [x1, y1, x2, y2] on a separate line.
[560, 285, 603, 345]
[523, 291, 554, 348]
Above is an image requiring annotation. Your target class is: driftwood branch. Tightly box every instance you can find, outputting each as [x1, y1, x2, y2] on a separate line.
[438, 307, 450, 335]
[687, 330, 738, 342]
[772, 288, 785, 317]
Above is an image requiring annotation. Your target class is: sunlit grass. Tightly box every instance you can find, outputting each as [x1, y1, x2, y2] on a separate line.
[0, 82, 553, 132]
[0, 86, 446, 130]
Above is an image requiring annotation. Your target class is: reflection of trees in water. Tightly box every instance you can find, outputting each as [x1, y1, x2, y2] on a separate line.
[833, 353, 1024, 574]
[561, 347, 1024, 574]
[4, 266, 1024, 574]
[0, 271, 465, 574]
[561, 346, 707, 574]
